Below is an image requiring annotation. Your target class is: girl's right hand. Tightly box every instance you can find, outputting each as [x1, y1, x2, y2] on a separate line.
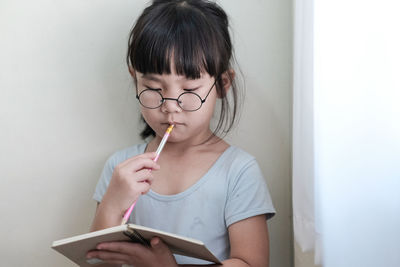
[101, 152, 160, 217]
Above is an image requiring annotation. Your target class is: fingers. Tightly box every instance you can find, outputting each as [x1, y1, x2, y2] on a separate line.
[86, 250, 129, 265]
[103, 151, 160, 216]
[135, 180, 152, 195]
[86, 242, 151, 265]
[120, 152, 160, 171]
[135, 168, 154, 183]
[112, 153, 159, 185]
[151, 237, 161, 247]
[87, 240, 177, 267]
[151, 237, 169, 254]
[97, 242, 148, 255]
[150, 237, 178, 265]
[111, 152, 159, 193]
[115, 159, 159, 179]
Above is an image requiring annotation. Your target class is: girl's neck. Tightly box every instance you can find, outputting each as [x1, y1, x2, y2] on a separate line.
[147, 130, 224, 157]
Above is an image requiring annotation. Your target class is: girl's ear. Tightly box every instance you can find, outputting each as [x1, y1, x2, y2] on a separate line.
[128, 67, 136, 79]
[129, 67, 138, 88]
[218, 69, 235, 98]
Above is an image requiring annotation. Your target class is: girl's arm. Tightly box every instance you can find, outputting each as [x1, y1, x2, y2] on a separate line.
[90, 202, 120, 231]
[180, 215, 270, 267]
[90, 152, 160, 232]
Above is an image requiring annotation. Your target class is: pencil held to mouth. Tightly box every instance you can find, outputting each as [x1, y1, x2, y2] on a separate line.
[154, 124, 174, 162]
[121, 124, 174, 225]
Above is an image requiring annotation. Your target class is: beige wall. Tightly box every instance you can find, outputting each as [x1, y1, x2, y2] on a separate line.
[0, 1, 293, 266]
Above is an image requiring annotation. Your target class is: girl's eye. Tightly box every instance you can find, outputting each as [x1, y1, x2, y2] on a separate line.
[183, 87, 200, 92]
[145, 86, 161, 91]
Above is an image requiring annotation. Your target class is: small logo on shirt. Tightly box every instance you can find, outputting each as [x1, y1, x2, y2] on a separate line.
[190, 217, 205, 231]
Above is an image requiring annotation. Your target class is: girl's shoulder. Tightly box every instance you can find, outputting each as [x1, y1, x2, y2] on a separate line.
[223, 145, 256, 161]
[217, 145, 258, 171]
[207, 138, 256, 166]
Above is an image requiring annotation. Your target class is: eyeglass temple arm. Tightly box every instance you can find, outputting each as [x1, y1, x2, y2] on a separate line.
[201, 79, 218, 103]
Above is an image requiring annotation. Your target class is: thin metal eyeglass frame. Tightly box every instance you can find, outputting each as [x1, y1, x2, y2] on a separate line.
[136, 79, 217, 112]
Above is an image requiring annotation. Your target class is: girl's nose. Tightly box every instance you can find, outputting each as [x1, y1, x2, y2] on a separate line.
[160, 97, 182, 113]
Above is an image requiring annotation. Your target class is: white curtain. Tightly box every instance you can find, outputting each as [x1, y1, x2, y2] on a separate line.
[292, 0, 322, 265]
[293, 0, 400, 267]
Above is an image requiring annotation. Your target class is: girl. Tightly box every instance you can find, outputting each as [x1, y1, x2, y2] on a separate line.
[88, 0, 275, 266]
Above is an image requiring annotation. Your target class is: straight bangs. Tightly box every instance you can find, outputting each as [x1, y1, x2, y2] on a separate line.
[127, 4, 226, 79]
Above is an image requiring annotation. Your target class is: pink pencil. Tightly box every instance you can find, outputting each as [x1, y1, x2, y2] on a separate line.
[121, 124, 174, 225]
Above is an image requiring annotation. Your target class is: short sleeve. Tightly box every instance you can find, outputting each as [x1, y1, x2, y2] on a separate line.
[93, 154, 116, 203]
[225, 159, 275, 227]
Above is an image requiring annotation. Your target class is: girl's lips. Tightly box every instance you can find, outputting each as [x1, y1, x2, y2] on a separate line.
[164, 122, 183, 125]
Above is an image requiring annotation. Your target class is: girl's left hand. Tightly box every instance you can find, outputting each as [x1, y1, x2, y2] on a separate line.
[86, 237, 178, 267]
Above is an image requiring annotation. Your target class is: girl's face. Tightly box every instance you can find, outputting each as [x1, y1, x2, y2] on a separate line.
[135, 68, 218, 144]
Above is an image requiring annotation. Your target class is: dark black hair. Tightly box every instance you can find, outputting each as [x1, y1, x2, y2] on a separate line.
[126, 0, 241, 140]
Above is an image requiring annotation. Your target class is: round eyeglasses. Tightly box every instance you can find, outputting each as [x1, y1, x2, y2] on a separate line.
[136, 80, 217, 112]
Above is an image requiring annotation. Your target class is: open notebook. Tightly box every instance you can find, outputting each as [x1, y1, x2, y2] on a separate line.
[52, 224, 221, 266]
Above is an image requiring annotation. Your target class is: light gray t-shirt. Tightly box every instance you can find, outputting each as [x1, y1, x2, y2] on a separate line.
[93, 143, 275, 264]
